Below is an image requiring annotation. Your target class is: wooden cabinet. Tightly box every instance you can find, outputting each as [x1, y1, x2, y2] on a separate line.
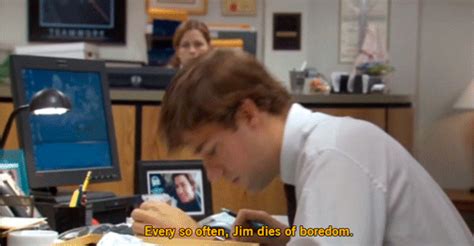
[141, 106, 196, 160]
[211, 178, 287, 215]
[387, 108, 414, 153]
[445, 189, 474, 232]
[139, 105, 413, 214]
[140, 106, 288, 214]
[315, 107, 413, 153]
[81, 105, 136, 196]
[0, 102, 19, 149]
[0, 100, 413, 215]
[315, 108, 386, 129]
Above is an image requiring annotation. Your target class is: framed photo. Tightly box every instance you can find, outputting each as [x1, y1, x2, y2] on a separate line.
[339, 0, 390, 63]
[147, 0, 208, 16]
[0, 150, 35, 217]
[28, 0, 126, 44]
[221, 0, 257, 16]
[0, 150, 29, 195]
[273, 13, 301, 50]
[136, 160, 212, 220]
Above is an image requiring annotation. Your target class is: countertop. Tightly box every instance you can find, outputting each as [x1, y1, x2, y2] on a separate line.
[0, 84, 412, 106]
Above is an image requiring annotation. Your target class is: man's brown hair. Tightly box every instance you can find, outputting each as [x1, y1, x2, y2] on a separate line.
[160, 49, 292, 151]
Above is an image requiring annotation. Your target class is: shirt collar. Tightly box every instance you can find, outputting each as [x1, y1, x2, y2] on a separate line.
[280, 103, 325, 185]
[280, 103, 311, 185]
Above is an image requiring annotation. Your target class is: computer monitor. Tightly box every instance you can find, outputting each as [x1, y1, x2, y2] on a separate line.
[9, 55, 121, 191]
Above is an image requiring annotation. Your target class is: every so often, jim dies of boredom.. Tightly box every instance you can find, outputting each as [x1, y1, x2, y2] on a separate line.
[131, 49, 473, 246]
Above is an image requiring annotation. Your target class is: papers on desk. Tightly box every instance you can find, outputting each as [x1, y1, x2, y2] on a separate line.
[54, 231, 259, 245]
[0, 217, 47, 232]
[97, 232, 156, 246]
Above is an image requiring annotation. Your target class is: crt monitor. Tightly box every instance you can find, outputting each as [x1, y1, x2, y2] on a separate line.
[9, 55, 121, 190]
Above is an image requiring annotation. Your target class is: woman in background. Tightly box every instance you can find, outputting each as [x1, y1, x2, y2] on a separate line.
[168, 20, 211, 68]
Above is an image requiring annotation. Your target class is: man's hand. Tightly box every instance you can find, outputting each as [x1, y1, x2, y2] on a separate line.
[231, 209, 291, 246]
[131, 200, 199, 236]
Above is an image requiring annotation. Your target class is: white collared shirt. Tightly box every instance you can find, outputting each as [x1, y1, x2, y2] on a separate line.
[280, 103, 472, 246]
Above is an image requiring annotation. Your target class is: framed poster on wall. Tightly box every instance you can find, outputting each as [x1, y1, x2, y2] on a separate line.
[221, 0, 257, 16]
[273, 13, 301, 50]
[28, 0, 126, 44]
[339, 0, 390, 63]
[147, 0, 208, 15]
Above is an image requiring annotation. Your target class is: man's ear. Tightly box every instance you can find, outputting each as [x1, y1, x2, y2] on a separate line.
[235, 98, 260, 128]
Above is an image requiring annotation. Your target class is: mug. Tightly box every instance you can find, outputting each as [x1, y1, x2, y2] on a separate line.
[352, 74, 370, 94]
[35, 202, 91, 234]
[330, 72, 349, 93]
[7, 230, 58, 246]
[289, 70, 306, 94]
[362, 74, 370, 94]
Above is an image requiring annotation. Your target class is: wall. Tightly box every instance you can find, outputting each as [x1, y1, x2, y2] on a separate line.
[415, 0, 474, 188]
[262, 0, 311, 86]
[0, 0, 265, 63]
[262, 0, 419, 94]
[0, 0, 147, 62]
[0, 0, 26, 47]
[1, 0, 473, 189]
[0, 0, 419, 94]
[193, 0, 265, 60]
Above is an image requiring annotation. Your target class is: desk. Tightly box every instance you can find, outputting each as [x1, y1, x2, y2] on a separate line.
[0, 84, 413, 215]
[445, 189, 474, 213]
[445, 189, 474, 232]
[53, 234, 258, 245]
[142, 237, 258, 245]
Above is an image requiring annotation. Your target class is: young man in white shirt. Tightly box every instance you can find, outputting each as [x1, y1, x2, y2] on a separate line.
[131, 49, 472, 245]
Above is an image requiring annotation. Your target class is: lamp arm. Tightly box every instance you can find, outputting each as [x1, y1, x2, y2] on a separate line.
[0, 104, 29, 149]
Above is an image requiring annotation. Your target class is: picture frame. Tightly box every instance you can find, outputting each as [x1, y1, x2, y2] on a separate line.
[0, 150, 29, 195]
[28, 0, 126, 44]
[0, 173, 34, 217]
[136, 160, 212, 220]
[273, 13, 301, 50]
[221, 0, 257, 16]
[338, 0, 390, 63]
[147, 0, 208, 16]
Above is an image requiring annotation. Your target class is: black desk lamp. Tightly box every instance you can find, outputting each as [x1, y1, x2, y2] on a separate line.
[0, 88, 72, 148]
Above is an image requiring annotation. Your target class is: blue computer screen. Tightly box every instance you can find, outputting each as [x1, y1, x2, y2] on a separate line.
[21, 68, 112, 171]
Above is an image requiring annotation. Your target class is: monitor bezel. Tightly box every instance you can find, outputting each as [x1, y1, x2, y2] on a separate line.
[9, 55, 121, 189]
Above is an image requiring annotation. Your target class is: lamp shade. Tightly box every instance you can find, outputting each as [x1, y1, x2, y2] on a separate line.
[29, 88, 72, 115]
[454, 80, 474, 110]
[1, 88, 71, 148]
